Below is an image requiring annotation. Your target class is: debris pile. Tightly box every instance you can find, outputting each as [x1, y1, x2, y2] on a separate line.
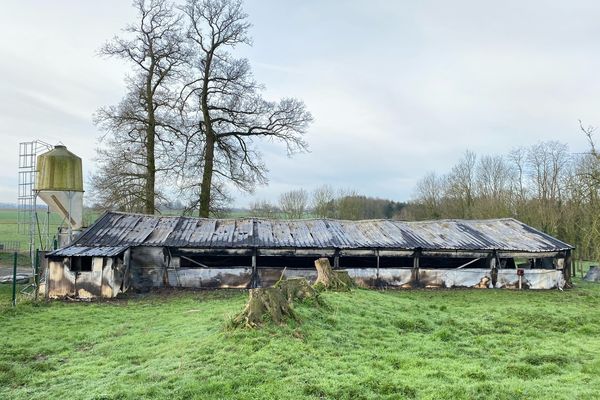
[584, 266, 600, 282]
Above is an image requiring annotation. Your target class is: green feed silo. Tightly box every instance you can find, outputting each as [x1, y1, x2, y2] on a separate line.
[35, 145, 84, 232]
[35, 145, 83, 192]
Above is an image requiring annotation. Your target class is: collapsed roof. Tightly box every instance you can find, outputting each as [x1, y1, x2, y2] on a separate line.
[49, 211, 573, 257]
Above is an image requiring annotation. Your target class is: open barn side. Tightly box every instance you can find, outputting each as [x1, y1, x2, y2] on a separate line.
[44, 212, 574, 298]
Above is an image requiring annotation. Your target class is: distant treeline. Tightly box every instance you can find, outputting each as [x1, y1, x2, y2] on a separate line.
[249, 187, 407, 220]
[402, 135, 600, 262]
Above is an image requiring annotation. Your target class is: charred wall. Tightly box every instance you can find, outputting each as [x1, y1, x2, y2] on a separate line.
[45, 246, 569, 298]
[45, 256, 126, 299]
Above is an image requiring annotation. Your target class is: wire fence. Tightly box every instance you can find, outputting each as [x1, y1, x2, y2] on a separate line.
[0, 241, 21, 253]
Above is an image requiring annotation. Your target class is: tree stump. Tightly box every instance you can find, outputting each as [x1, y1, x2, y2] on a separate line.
[313, 258, 355, 291]
[230, 287, 297, 328]
[275, 277, 321, 305]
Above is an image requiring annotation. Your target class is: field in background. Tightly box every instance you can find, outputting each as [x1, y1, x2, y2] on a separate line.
[1, 281, 599, 399]
[0, 209, 100, 268]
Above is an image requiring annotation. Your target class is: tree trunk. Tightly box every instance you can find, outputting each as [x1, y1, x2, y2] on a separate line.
[198, 50, 215, 218]
[145, 129, 155, 214]
[229, 287, 297, 328]
[144, 73, 156, 215]
[313, 258, 354, 291]
[199, 134, 214, 217]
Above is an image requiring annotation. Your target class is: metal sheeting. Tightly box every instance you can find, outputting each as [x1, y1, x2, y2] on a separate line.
[49, 245, 128, 257]
[49, 211, 573, 257]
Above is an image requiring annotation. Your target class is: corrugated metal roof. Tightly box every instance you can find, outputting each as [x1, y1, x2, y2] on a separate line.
[49, 211, 574, 257]
[50, 245, 128, 257]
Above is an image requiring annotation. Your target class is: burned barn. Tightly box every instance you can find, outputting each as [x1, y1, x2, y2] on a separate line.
[42, 211, 574, 298]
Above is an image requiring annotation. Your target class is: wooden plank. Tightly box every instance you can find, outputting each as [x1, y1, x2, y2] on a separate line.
[377, 250, 415, 257]
[421, 250, 492, 258]
[257, 248, 335, 257]
[340, 249, 376, 257]
[456, 258, 481, 269]
[175, 248, 253, 256]
[496, 251, 560, 258]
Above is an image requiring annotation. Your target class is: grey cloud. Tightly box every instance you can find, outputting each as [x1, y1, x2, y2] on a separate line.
[1, 0, 598, 207]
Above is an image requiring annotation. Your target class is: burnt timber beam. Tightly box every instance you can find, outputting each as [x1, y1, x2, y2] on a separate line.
[496, 251, 561, 258]
[251, 248, 258, 288]
[376, 249, 380, 281]
[490, 252, 498, 288]
[564, 249, 572, 284]
[412, 249, 421, 287]
[177, 248, 253, 256]
[420, 250, 491, 258]
[258, 248, 335, 257]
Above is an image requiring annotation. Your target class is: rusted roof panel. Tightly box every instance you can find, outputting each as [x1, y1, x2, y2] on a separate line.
[49, 211, 573, 257]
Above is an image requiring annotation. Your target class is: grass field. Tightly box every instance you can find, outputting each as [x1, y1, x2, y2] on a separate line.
[1, 281, 599, 399]
[0, 209, 101, 267]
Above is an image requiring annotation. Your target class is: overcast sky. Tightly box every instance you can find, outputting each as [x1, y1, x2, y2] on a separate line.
[1, 0, 599, 207]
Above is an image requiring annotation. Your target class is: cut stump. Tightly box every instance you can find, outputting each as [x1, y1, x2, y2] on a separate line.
[230, 277, 320, 329]
[230, 287, 296, 328]
[313, 258, 355, 291]
[274, 277, 321, 304]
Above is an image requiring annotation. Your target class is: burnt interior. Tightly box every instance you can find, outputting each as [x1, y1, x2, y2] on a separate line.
[71, 256, 93, 272]
[512, 257, 554, 269]
[258, 256, 333, 269]
[340, 256, 414, 268]
[419, 257, 488, 269]
[175, 254, 547, 270]
[179, 255, 252, 268]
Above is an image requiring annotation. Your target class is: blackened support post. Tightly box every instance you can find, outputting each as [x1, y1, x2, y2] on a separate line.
[376, 249, 380, 280]
[564, 249, 572, 286]
[490, 252, 498, 288]
[334, 249, 340, 269]
[251, 248, 258, 288]
[412, 249, 421, 287]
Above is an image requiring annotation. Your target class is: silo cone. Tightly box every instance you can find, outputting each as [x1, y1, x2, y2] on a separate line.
[35, 145, 84, 230]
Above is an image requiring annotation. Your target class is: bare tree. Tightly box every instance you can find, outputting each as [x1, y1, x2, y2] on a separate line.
[413, 172, 444, 219]
[525, 141, 570, 233]
[311, 185, 336, 218]
[279, 189, 309, 219]
[89, 137, 170, 212]
[474, 155, 513, 218]
[179, 0, 313, 217]
[94, 0, 184, 214]
[335, 189, 364, 220]
[407, 134, 600, 263]
[249, 199, 280, 218]
[575, 121, 600, 262]
[445, 150, 477, 218]
[507, 147, 530, 218]
[580, 121, 600, 186]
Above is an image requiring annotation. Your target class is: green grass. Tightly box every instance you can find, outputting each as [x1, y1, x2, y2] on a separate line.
[1, 281, 600, 399]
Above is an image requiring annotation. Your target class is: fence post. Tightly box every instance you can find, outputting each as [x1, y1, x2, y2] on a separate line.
[12, 252, 17, 307]
[34, 249, 39, 300]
